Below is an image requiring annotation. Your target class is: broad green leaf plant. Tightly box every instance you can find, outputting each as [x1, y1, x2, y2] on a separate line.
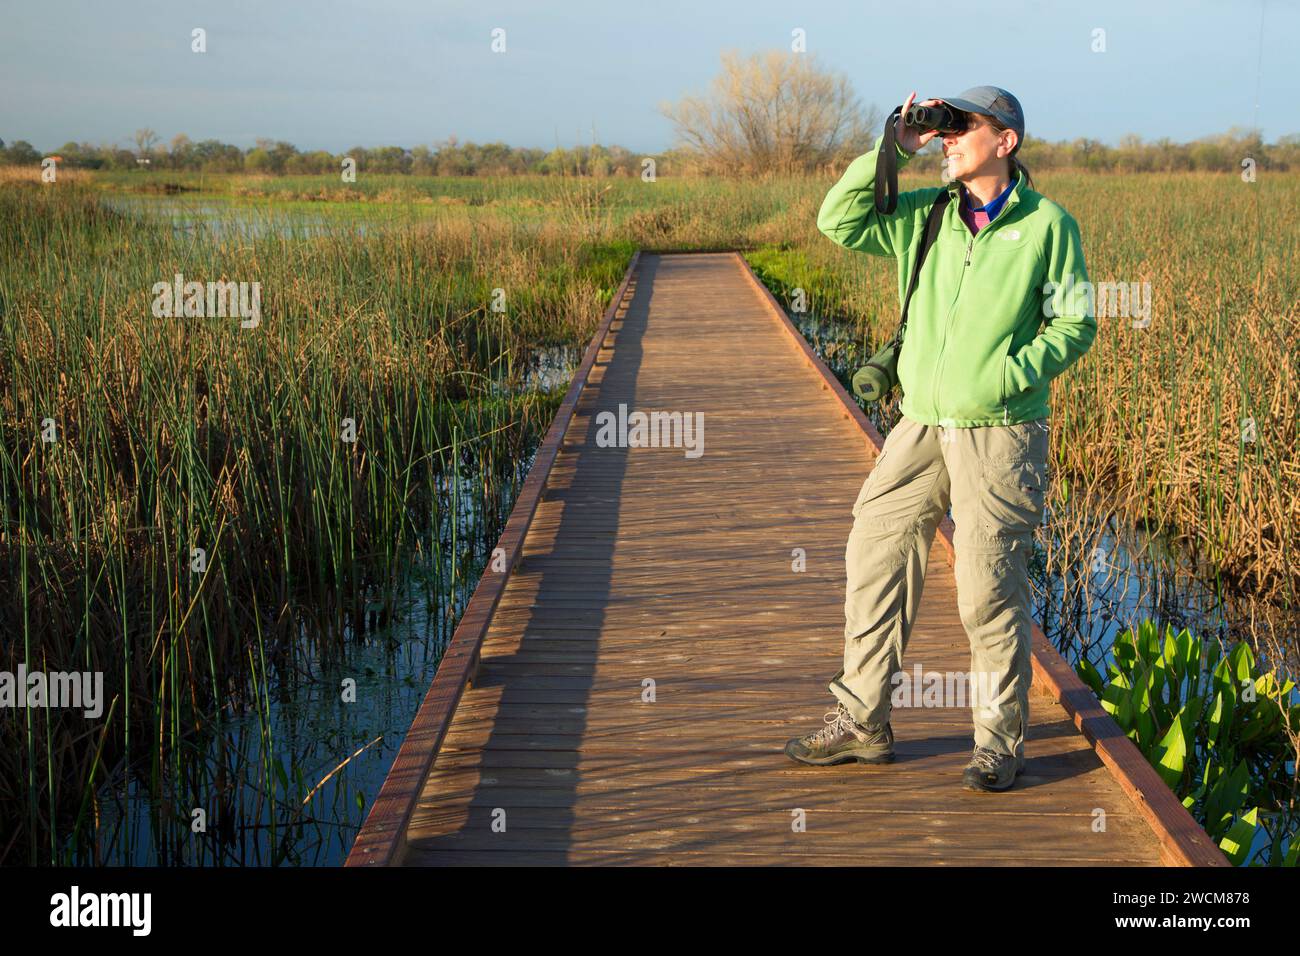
[1077, 620, 1299, 866]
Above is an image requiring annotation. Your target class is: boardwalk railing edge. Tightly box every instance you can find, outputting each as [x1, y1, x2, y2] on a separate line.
[735, 251, 1228, 868]
[344, 250, 642, 867]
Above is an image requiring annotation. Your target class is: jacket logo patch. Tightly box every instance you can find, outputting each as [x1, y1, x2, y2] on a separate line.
[998, 229, 1021, 241]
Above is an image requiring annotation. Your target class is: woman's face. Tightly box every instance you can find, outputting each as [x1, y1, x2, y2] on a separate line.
[941, 113, 1016, 182]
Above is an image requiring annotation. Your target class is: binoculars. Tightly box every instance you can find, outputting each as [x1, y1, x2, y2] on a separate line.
[904, 103, 970, 134]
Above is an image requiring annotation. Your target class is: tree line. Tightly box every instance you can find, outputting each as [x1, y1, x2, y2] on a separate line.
[5, 128, 1297, 178]
[0, 132, 651, 176]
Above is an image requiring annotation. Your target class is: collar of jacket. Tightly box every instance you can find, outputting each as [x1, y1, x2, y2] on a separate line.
[944, 167, 1025, 231]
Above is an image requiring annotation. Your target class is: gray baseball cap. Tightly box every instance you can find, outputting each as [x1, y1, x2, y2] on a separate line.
[938, 85, 1025, 153]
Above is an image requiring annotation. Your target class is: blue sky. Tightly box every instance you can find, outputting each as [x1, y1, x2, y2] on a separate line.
[1, 0, 1295, 153]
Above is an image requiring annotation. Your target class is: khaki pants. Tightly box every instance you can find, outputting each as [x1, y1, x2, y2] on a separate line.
[831, 414, 1049, 761]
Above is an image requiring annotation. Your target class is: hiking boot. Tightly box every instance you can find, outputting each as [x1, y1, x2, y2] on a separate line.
[961, 747, 1024, 791]
[785, 702, 895, 766]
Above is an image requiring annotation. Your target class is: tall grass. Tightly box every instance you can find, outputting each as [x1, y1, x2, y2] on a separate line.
[0, 175, 632, 863]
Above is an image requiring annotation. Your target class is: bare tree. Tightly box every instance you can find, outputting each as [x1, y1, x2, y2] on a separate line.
[659, 49, 880, 175]
[133, 128, 159, 161]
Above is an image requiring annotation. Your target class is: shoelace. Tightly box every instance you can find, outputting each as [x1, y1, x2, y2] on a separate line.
[970, 747, 1006, 772]
[810, 705, 873, 746]
[809, 706, 857, 745]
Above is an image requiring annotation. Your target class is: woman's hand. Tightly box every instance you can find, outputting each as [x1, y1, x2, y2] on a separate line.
[896, 91, 945, 154]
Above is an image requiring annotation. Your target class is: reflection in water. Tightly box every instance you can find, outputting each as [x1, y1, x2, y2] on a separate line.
[100, 194, 400, 239]
[84, 444, 541, 866]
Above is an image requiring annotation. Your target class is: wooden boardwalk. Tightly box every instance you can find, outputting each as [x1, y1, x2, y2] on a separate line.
[347, 252, 1226, 867]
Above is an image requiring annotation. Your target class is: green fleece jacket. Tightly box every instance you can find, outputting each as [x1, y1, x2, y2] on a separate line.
[817, 139, 1096, 427]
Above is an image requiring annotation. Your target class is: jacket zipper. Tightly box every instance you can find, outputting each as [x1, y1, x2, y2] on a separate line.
[930, 234, 973, 417]
[931, 184, 1019, 423]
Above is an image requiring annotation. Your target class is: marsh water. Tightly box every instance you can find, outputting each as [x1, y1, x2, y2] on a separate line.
[75, 341, 576, 866]
[101, 194, 398, 238]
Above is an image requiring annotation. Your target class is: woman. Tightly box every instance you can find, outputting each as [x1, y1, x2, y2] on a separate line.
[785, 86, 1096, 791]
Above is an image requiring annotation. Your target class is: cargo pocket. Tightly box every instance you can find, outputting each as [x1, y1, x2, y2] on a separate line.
[851, 445, 891, 519]
[979, 458, 1046, 539]
[850, 473, 874, 519]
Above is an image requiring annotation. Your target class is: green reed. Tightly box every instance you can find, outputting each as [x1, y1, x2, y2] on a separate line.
[0, 178, 630, 862]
